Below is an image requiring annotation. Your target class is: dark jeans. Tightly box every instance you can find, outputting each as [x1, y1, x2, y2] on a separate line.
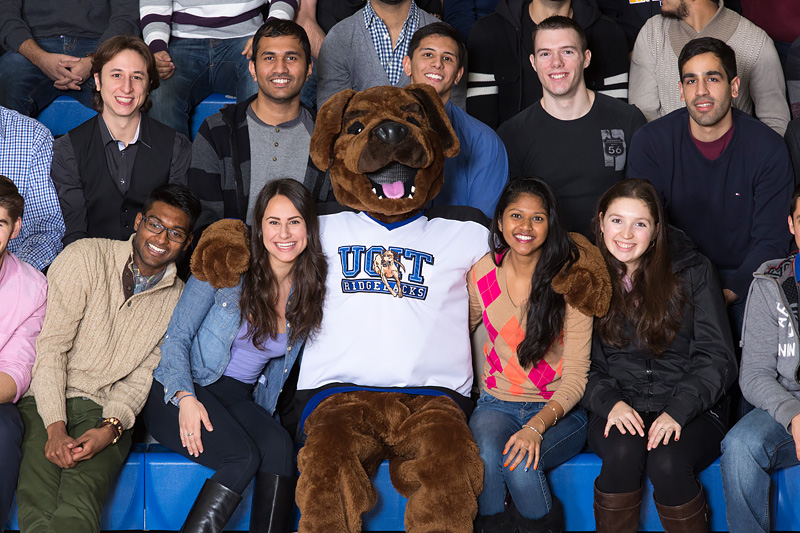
[588, 410, 724, 506]
[146, 36, 257, 137]
[0, 402, 23, 532]
[0, 36, 97, 116]
[143, 377, 293, 494]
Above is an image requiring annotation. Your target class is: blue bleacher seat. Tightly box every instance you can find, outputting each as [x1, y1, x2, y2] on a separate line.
[36, 96, 96, 136]
[36, 93, 233, 141]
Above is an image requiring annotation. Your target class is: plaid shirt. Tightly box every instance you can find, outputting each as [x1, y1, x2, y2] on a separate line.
[0, 107, 64, 270]
[363, 0, 420, 86]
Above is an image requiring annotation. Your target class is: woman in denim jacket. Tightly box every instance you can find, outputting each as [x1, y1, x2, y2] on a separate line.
[143, 179, 327, 533]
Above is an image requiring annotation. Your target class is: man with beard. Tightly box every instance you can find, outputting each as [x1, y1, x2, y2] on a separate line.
[188, 19, 327, 231]
[316, 0, 466, 107]
[629, 0, 789, 135]
[628, 38, 793, 336]
[498, 16, 645, 237]
[15, 184, 199, 533]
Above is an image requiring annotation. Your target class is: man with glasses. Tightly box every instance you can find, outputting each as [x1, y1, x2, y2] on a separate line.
[50, 34, 191, 247]
[15, 184, 200, 533]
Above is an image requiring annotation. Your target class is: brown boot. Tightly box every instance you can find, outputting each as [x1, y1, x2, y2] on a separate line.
[654, 484, 708, 533]
[593, 481, 641, 533]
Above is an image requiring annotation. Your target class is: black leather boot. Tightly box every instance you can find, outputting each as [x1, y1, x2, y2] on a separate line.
[181, 479, 242, 533]
[514, 498, 563, 533]
[474, 505, 516, 533]
[249, 473, 297, 533]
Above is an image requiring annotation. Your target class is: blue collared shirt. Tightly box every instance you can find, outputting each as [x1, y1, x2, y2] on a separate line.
[0, 106, 64, 270]
[363, 0, 420, 86]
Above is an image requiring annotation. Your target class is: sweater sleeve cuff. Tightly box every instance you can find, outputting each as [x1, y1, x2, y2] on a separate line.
[774, 398, 800, 433]
[148, 39, 168, 54]
[102, 400, 137, 432]
[7, 28, 34, 54]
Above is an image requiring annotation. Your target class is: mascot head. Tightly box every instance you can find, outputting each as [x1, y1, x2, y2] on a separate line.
[310, 84, 459, 223]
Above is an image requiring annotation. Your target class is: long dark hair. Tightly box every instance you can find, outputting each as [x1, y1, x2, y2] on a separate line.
[593, 179, 686, 353]
[240, 179, 327, 347]
[490, 177, 578, 368]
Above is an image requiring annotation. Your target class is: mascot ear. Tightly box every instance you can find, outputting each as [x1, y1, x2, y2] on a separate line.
[310, 89, 357, 170]
[406, 83, 459, 158]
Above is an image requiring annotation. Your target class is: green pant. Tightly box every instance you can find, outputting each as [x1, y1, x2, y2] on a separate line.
[17, 397, 132, 533]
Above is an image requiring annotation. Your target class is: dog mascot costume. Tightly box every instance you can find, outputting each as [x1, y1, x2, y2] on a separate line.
[294, 83, 488, 533]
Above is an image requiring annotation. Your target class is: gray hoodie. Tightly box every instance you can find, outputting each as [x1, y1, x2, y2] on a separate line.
[740, 252, 800, 431]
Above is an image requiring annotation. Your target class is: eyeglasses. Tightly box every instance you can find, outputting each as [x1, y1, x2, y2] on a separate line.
[141, 216, 188, 243]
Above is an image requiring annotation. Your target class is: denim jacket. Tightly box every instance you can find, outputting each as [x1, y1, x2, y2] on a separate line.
[154, 275, 303, 415]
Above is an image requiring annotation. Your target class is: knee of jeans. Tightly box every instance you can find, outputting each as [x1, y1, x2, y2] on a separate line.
[722, 422, 765, 462]
[470, 424, 506, 463]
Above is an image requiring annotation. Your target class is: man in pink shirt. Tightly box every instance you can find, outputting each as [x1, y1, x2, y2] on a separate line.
[0, 174, 47, 530]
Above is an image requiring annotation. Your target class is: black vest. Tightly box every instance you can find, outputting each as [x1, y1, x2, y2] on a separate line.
[69, 114, 175, 241]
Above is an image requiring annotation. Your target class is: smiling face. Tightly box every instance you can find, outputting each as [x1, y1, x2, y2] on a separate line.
[250, 35, 311, 104]
[600, 197, 657, 276]
[679, 51, 739, 134]
[402, 34, 464, 104]
[530, 27, 591, 99]
[499, 193, 549, 262]
[94, 49, 149, 122]
[262, 194, 308, 270]
[132, 201, 192, 276]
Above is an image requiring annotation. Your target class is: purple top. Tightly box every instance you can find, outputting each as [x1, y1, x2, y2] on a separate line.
[223, 321, 287, 385]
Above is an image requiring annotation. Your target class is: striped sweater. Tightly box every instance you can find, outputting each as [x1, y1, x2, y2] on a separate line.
[141, 0, 299, 54]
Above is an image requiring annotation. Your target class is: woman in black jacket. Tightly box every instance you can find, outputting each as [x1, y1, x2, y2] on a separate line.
[583, 179, 737, 532]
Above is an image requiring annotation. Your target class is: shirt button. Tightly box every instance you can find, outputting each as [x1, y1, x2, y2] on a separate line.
[284, 369, 288, 373]
[126, 285, 132, 291]
[127, 301, 132, 307]
[222, 302, 227, 307]
[275, 127, 280, 132]
[272, 157, 277, 162]
[274, 142, 278, 147]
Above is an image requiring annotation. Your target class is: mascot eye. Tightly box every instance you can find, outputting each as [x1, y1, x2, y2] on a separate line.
[407, 116, 421, 127]
[347, 121, 365, 135]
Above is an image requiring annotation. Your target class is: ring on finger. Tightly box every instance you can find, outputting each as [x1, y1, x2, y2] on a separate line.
[186, 432, 194, 437]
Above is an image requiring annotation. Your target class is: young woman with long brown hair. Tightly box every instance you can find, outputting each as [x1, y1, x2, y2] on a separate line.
[143, 179, 327, 532]
[583, 179, 736, 532]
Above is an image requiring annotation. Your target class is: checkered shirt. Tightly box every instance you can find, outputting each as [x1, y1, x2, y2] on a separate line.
[0, 107, 64, 270]
[363, 0, 420, 86]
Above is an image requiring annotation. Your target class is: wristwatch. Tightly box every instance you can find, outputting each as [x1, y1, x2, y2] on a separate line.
[100, 417, 124, 445]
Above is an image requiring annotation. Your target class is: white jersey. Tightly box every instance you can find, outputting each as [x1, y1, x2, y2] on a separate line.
[298, 210, 490, 396]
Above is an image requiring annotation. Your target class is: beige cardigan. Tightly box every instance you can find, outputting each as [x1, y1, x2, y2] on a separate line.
[28, 236, 184, 430]
[629, 1, 789, 135]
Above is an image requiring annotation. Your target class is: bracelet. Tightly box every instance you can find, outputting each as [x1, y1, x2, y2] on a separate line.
[547, 405, 559, 425]
[534, 415, 548, 431]
[522, 424, 543, 440]
[177, 393, 196, 407]
[100, 417, 124, 445]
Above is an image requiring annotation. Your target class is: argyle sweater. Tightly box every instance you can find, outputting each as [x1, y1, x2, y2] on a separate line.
[467, 253, 592, 412]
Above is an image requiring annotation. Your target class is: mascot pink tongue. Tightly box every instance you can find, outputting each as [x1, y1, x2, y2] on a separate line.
[382, 181, 405, 198]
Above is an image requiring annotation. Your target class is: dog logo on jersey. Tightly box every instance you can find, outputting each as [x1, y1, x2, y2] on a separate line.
[338, 245, 433, 300]
[373, 249, 406, 297]
[601, 129, 627, 171]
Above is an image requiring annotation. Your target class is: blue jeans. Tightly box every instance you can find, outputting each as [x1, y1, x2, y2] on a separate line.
[148, 36, 258, 136]
[469, 392, 588, 519]
[0, 36, 97, 116]
[0, 403, 23, 532]
[721, 408, 800, 533]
